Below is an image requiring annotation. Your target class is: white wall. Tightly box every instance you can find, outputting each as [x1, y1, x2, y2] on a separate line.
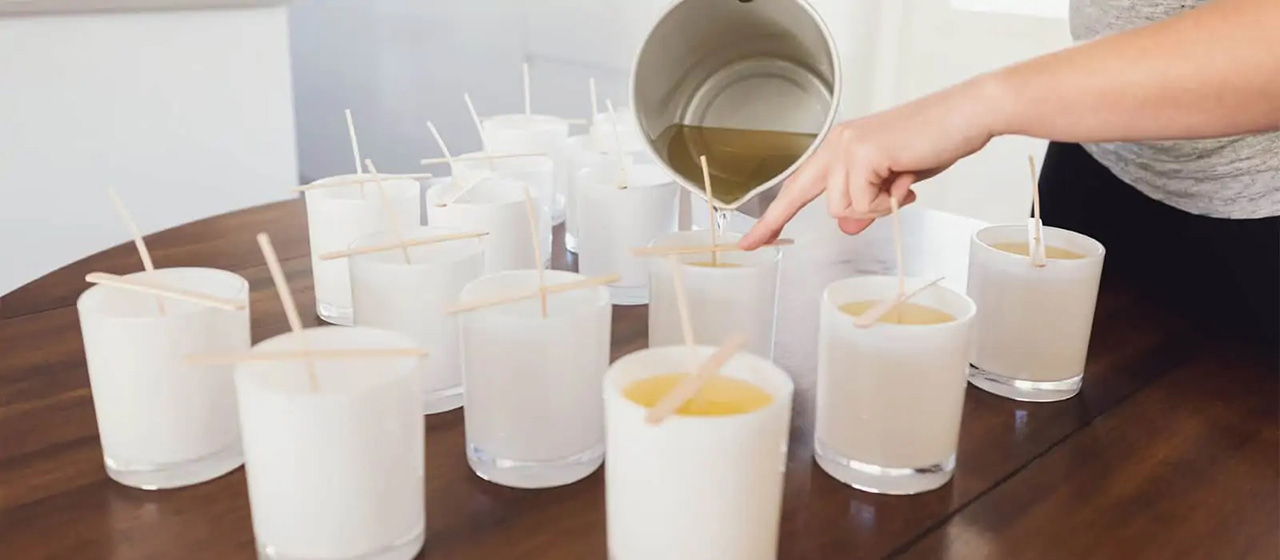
[0, 6, 298, 295]
[881, 0, 1071, 224]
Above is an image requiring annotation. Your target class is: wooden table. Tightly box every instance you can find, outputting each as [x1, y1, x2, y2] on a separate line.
[2, 200, 1275, 559]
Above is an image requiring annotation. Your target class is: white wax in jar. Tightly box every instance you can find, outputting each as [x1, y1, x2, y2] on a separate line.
[349, 225, 485, 414]
[426, 176, 546, 273]
[647, 231, 782, 359]
[577, 162, 679, 305]
[235, 326, 425, 559]
[78, 267, 251, 490]
[304, 174, 421, 325]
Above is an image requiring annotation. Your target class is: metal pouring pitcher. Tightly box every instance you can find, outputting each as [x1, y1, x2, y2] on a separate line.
[631, 0, 841, 218]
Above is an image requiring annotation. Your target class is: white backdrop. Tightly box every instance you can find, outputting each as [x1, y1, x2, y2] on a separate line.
[0, 6, 298, 296]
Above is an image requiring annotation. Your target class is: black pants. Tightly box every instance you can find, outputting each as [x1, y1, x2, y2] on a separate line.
[1039, 142, 1279, 349]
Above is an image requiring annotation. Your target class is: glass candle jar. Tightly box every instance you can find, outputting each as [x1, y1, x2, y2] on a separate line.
[576, 162, 679, 305]
[966, 224, 1105, 402]
[349, 226, 485, 414]
[647, 231, 782, 359]
[235, 326, 425, 560]
[604, 345, 793, 560]
[814, 275, 976, 495]
[458, 270, 612, 489]
[426, 176, 547, 273]
[304, 174, 421, 325]
[78, 267, 250, 490]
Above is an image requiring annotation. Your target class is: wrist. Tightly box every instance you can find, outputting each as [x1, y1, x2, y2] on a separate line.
[966, 69, 1020, 138]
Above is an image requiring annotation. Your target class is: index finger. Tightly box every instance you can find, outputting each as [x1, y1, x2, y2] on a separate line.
[741, 155, 828, 249]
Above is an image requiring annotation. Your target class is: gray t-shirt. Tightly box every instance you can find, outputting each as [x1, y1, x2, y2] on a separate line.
[1070, 0, 1280, 219]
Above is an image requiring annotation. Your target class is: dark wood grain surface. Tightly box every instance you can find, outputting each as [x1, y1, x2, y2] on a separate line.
[1, 199, 1275, 559]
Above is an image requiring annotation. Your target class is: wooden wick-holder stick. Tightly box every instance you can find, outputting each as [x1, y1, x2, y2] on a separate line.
[523, 61, 532, 116]
[364, 159, 411, 264]
[853, 196, 913, 328]
[853, 276, 946, 328]
[699, 155, 719, 266]
[85, 272, 245, 311]
[606, 99, 626, 189]
[426, 121, 454, 166]
[292, 173, 434, 193]
[420, 152, 547, 166]
[187, 347, 428, 366]
[645, 333, 749, 425]
[446, 274, 620, 315]
[890, 196, 906, 297]
[589, 77, 599, 121]
[462, 93, 495, 170]
[319, 231, 489, 261]
[522, 187, 549, 318]
[344, 108, 366, 196]
[668, 256, 697, 349]
[1027, 154, 1048, 268]
[632, 239, 795, 257]
[107, 188, 165, 315]
[256, 232, 317, 390]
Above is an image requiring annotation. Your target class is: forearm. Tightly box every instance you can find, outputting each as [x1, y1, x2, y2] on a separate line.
[983, 0, 1280, 143]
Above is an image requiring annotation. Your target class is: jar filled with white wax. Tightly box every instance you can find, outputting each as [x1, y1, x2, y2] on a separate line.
[480, 114, 570, 224]
[564, 131, 660, 253]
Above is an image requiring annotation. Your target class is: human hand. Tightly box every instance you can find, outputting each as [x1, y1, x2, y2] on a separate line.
[740, 77, 1002, 249]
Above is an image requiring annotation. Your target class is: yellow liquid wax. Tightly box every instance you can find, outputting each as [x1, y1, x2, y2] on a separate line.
[686, 261, 742, 268]
[837, 300, 956, 325]
[624, 373, 772, 416]
[657, 124, 818, 205]
[989, 242, 1085, 260]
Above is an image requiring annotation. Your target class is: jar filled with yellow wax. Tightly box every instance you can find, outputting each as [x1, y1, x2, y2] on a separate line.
[603, 345, 793, 560]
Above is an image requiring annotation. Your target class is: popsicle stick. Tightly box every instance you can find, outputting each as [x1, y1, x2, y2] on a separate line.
[606, 99, 626, 189]
[446, 274, 620, 314]
[522, 62, 532, 116]
[589, 77, 599, 122]
[699, 155, 719, 266]
[319, 231, 489, 261]
[257, 232, 317, 390]
[292, 173, 434, 193]
[85, 272, 245, 311]
[890, 196, 905, 297]
[853, 276, 946, 328]
[187, 347, 427, 366]
[106, 188, 165, 315]
[523, 186, 549, 318]
[668, 256, 696, 350]
[644, 333, 748, 425]
[462, 93, 493, 169]
[344, 109, 365, 196]
[426, 121, 453, 167]
[479, 113, 583, 124]
[632, 239, 796, 257]
[1027, 154, 1048, 267]
[419, 151, 547, 166]
[852, 196, 909, 328]
[364, 159, 411, 264]
[888, 196, 908, 323]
